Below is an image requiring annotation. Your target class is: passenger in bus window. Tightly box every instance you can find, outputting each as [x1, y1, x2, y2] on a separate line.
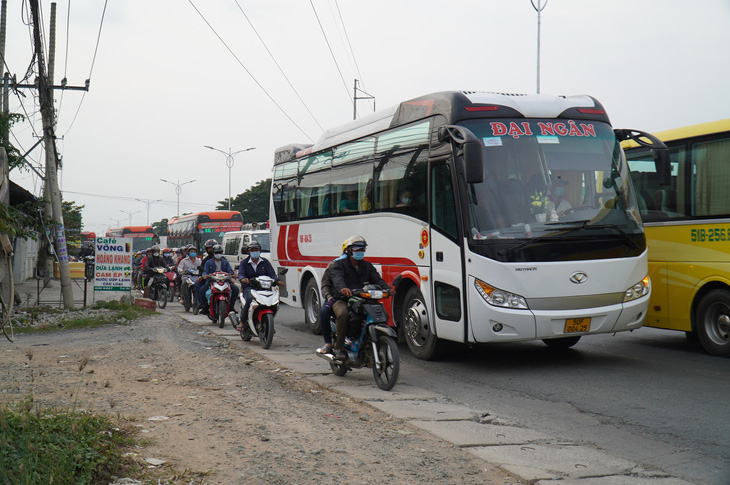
[396, 190, 413, 207]
[340, 190, 359, 212]
[547, 177, 571, 218]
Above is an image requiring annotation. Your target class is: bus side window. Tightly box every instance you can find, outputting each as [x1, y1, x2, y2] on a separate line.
[692, 136, 730, 217]
[331, 163, 373, 215]
[627, 146, 685, 220]
[431, 163, 458, 239]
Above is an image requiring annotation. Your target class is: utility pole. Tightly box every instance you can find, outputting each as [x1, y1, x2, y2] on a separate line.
[1, 0, 9, 146]
[352, 79, 375, 120]
[30, 0, 74, 308]
[204, 146, 255, 211]
[120, 209, 140, 225]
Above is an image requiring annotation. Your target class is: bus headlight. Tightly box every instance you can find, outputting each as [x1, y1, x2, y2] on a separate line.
[474, 279, 529, 310]
[624, 276, 650, 302]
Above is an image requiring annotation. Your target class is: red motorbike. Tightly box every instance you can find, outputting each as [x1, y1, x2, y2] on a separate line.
[205, 272, 235, 328]
[165, 265, 176, 301]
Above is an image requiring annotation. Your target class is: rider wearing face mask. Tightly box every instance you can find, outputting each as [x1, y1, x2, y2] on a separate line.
[143, 245, 169, 298]
[199, 244, 239, 316]
[330, 235, 390, 361]
[236, 241, 282, 330]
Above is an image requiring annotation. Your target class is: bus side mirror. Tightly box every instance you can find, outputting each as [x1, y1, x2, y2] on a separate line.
[439, 125, 484, 184]
[615, 128, 671, 185]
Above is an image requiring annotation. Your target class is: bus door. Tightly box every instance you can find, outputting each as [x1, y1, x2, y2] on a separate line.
[429, 163, 466, 342]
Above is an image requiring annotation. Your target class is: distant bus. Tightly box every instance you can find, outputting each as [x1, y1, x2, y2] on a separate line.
[105, 226, 158, 252]
[166, 211, 244, 250]
[80, 231, 96, 245]
[624, 119, 730, 357]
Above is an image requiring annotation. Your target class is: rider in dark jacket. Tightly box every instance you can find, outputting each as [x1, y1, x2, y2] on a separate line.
[236, 241, 282, 328]
[143, 245, 169, 298]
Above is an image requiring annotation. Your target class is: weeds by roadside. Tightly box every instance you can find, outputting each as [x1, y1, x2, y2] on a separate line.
[10, 300, 153, 334]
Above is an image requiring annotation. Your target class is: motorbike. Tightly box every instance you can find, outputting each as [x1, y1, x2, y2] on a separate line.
[148, 266, 170, 309]
[165, 265, 177, 301]
[316, 282, 400, 390]
[205, 272, 235, 328]
[231, 270, 287, 350]
[83, 255, 95, 281]
[180, 268, 199, 313]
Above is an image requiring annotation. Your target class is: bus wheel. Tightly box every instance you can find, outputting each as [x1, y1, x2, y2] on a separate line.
[402, 287, 441, 360]
[303, 279, 322, 335]
[542, 336, 581, 349]
[695, 289, 730, 357]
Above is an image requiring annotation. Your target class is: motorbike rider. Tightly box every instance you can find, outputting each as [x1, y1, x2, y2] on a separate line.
[143, 245, 170, 298]
[200, 244, 239, 317]
[316, 240, 349, 355]
[78, 241, 95, 259]
[138, 248, 153, 290]
[162, 248, 175, 266]
[236, 241, 283, 331]
[194, 239, 219, 311]
[177, 246, 201, 303]
[330, 235, 390, 361]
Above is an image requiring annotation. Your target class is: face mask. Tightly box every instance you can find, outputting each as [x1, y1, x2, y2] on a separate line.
[555, 187, 565, 197]
[352, 251, 365, 261]
[401, 197, 411, 205]
[214, 254, 222, 260]
[153, 252, 160, 257]
[189, 252, 197, 258]
[163, 252, 170, 257]
[250, 251, 261, 259]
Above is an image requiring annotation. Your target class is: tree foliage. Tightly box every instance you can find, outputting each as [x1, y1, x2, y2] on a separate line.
[0, 112, 27, 172]
[61, 200, 85, 245]
[0, 200, 46, 241]
[152, 218, 168, 237]
[217, 179, 271, 223]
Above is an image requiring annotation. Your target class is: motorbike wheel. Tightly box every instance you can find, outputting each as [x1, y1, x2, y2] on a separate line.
[217, 300, 227, 328]
[372, 335, 400, 391]
[157, 286, 168, 309]
[192, 292, 199, 315]
[183, 290, 191, 312]
[329, 361, 348, 376]
[168, 286, 174, 302]
[260, 313, 275, 349]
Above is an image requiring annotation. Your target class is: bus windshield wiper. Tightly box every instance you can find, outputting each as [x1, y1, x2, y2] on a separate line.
[497, 220, 638, 257]
[545, 219, 639, 249]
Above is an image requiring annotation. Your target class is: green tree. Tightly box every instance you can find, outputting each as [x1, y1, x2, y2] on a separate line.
[218, 179, 271, 223]
[152, 218, 168, 237]
[61, 200, 85, 246]
[0, 112, 26, 172]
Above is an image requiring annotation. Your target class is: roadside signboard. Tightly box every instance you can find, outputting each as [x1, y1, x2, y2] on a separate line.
[93, 237, 133, 291]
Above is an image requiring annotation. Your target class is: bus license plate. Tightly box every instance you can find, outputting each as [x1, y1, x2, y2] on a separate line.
[564, 317, 591, 333]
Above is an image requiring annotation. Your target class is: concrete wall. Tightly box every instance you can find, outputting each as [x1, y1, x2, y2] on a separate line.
[12, 235, 40, 283]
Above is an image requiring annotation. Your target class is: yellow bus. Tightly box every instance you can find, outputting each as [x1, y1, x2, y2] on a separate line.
[624, 119, 730, 357]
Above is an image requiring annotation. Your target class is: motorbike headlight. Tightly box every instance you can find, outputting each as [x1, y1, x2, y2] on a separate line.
[623, 275, 650, 302]
[474, 279, 529, 310]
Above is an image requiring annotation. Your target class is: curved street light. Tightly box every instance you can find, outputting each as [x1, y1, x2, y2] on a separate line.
[160, 179, 196, 218]
[204, 146, 256, 210]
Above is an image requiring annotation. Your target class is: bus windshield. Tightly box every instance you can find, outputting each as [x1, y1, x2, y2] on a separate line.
[460, 119, 644, 262]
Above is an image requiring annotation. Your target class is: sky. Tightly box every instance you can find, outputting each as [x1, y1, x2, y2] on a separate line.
[4, 0, 730, 237]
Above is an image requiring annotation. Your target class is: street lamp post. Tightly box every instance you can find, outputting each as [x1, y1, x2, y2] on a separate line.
[160, 179, 196, 218]
[135, 198, 162, 225]
[530, 0, 549, 94]
[204, 146, 256, 211]
[120, 209, 141, 225]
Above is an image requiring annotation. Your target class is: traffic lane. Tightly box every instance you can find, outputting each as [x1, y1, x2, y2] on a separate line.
[170, 301, 729, 484]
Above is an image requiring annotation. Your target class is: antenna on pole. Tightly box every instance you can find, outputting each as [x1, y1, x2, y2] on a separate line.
[530, 0, 548, 94]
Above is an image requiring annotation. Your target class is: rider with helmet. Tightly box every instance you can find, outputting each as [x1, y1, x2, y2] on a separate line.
[194, 239, 219, 310]
[330, 235, 390, 361]
[200, 243, 239, 316]
[236, 241, 282, 330]
[143, 245, 169, 298]
[316, 239, 349, 355]
[162, 248, 175, 266]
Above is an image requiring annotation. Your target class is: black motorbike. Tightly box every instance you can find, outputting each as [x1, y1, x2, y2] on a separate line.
[148, 266, 170, 309]
[316, 283, 400, 390]
[180, 268, 199, 313]
[83, 255, 95, 281]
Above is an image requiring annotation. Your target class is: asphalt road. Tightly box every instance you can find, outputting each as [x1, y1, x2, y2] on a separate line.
[258, 302, 730, 485]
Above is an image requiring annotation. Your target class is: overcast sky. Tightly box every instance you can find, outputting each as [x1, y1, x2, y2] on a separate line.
[5, 0, 729, 237]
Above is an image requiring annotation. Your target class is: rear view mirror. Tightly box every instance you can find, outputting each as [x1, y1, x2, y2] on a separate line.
[615, 128, 671, 185]
[439, 125, 484, 184]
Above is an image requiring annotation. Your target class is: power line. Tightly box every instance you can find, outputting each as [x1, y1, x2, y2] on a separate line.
[62, 189, 218, 209]
[188, 0, 315, 142]
[234, 0, 323, 132]
[309, 0, 352, 104]
[333, 0, 372, 111]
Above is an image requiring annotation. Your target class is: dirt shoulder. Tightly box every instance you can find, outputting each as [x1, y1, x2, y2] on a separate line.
[1, 312, 517, 484]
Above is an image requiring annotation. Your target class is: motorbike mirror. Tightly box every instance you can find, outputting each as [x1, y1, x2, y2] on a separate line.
[240, 247, 248, 255]
[392, 274, 403, 286]
[279, 268, 289, 275]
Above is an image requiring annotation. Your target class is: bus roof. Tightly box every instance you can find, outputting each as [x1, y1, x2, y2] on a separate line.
[169, 211, 243, 223]
[622, 119, 730, 148]
[107, 226, 154, 234]
[275, 90, 610, 164]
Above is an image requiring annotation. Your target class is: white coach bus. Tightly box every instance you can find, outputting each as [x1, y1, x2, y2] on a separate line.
[270, 90, 669, 360]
